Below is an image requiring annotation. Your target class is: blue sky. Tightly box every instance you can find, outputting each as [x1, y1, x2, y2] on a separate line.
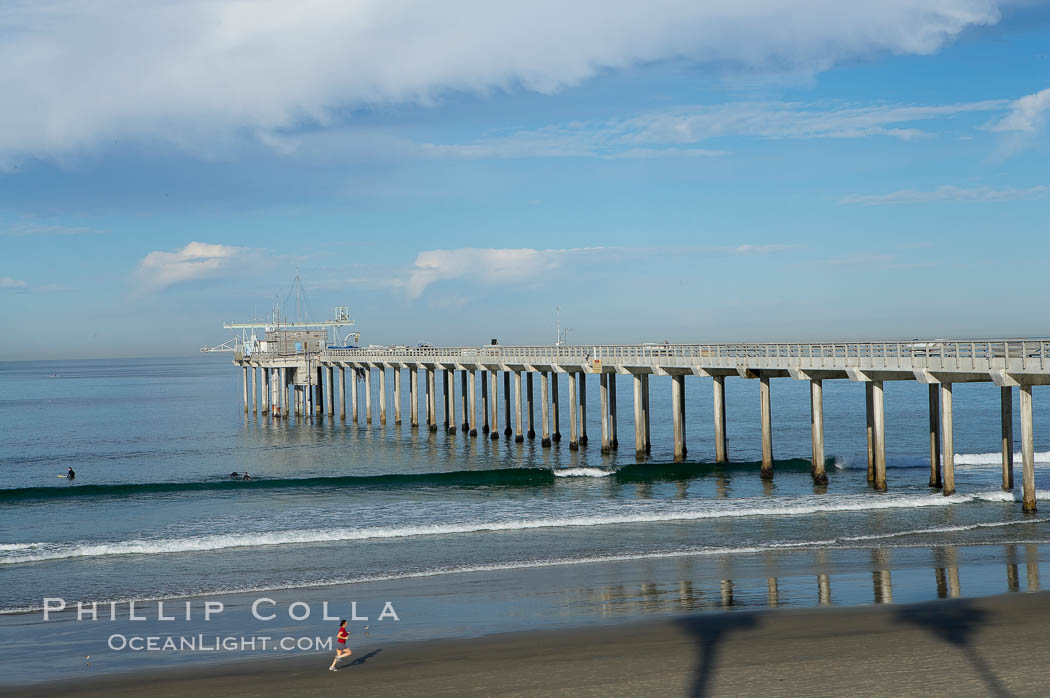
[1, 1, 1049, 359]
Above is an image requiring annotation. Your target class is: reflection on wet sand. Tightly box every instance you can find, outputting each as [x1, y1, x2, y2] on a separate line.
[570, 545, 1042, 618]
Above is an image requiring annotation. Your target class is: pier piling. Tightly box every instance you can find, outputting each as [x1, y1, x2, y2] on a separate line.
[514, 371, 524, 442]
[379, 367, 387, 425]
[866, 382, 875, 483]
[394, 368, 402, 425]
[365, 367, 373, 424]
[490, 371, 499, 440]
[713, 375, 727, 462]
[409, 368, 418, 427]
[600, 374, 610, 454]
[672, 374, 686, 462]
[941, 383, 955, 496]
[609, 375, 618, 449]
[810, 379, 827, 485]
[872, 380, 887, 491]
[633, 373, 645, 458]
[339, 367, 345, 420]
[551, 373, 561, 442]
[503, 372, 512, 437]
[929, 385, 942, 488]
[527, 373, 535, 439]
[251, 366, 258, 414]
[461, 372, 469, 432]
[568, 372, 579, 450]
[1002, 386, 1014, 491]
[540, 372, 551, 447]
[760, 375, 773, 479]
[481, 370, 489, 434]
[1021, 385, 1036, 512]
[579, 373, 588, 446]
[469, 371, 478, 436]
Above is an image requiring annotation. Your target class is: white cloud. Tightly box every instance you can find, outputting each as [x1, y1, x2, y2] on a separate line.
[989, 87, 1050, 132]
[135, 241, 246, 290]
[840, 184, 1048, 205]
[407, 247, 602, 298]
[414, 99, 1007, 159]
[0, 1, 1014, 160]
[0, 277, 27, 290]
[405, 244, 796, 296]
[0, 221, 101, 236]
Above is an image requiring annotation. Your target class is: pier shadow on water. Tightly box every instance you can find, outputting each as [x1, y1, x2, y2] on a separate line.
[894, 601, 1012, 698]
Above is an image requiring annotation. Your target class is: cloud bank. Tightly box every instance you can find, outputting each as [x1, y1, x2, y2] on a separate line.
[0, 0, 1014, 161]
[135, 241, 247, 290]
[840, 185, 1049, 205]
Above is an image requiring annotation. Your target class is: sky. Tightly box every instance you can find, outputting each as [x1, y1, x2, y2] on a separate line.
[1, 1, 1049, 359]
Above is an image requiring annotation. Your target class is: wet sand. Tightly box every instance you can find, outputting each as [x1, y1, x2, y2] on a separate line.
[15, 591, 1050, 697]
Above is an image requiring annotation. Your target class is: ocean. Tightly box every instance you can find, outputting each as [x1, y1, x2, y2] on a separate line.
[1, 356, 1048, 686]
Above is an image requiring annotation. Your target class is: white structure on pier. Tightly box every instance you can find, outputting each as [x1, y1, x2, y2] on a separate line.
[231, 340, 1050, 512]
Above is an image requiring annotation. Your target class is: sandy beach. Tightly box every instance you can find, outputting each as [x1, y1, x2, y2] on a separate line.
[14, 590, 1048, 697]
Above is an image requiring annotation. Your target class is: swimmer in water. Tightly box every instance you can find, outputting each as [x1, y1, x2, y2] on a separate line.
[67, 467, 75, 480]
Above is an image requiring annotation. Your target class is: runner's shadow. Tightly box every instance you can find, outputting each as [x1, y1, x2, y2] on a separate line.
[676, 613, 760, 698]
[347, 649, 383, 666]
[894, 601, 1011, 698]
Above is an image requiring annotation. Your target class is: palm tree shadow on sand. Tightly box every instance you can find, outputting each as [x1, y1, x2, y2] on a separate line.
[894, 601, 1012, 698]
[676, 613, 760, 698]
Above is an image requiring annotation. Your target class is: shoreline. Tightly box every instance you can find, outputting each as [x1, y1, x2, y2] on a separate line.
[13, 590, 1050, 697]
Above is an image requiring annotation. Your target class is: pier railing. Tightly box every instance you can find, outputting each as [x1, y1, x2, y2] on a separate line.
[315, 340, 1050, 373]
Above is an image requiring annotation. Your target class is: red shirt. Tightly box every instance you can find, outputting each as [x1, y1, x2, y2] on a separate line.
[337, 627, 348, 644]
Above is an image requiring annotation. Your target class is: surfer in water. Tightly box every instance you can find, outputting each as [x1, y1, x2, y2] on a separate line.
[66, 467, 75, 480]
[229, 472, 240, 479]
[328, 620, 351, 671]
[242, 472, 251, 480]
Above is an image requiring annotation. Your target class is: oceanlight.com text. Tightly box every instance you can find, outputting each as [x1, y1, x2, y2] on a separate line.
[107, 634, 333, 652]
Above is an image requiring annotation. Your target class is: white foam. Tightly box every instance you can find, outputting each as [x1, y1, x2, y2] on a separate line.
[553, 468, 614, 478]
[0, 543, 36, 552]
[6, 527, 1048, 615]
[954, 450, 1050, 466]
[1, 490, 1035, 566]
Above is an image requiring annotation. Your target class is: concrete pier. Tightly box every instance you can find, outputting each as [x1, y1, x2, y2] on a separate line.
[503, 372, 512, 437]
[672, 374, 686, 462]
[551, 373, 561, 442]
[448, 369, 458, 434]
[540, 372, 551, 447]
[941, 383, 955, 496]
[481, 370, 489, 434]
[409, 368, 418, 428]
[461, 372, 469, 433]
[379, 367, 387, 425]
[338, 367, 345, 420]
[713, 375, 727, 463]
[231, 338, 1049, 512]
[469, 371, 478, 436]
[443, 370, 454, 433]
[427, 368, 437, 432]
[323, 365, 331, 413]
[810, 379, 827, 485]
[514, 371, 524, 442]
[351, 368, 358, 423]
[568, 372, 579, 450]
[489, 371, 499, 440]
[760, 375, 773, 479]
[642, 374, 651, 453]
[872, 380, 887, 491]
[364, 368, 373, 424]
[579, 373, 588, 446]
[865, 382, 875, 483]
[1001, 386, 1014, 491]
[1020, 384, 1036, 512]
[527, 373, 535, 440]
[929, 385, 942, 488]
[633, 373, 645, 458]
[600, 373, 610, 454]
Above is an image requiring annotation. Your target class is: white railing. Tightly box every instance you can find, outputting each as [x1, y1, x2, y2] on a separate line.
[310, 339, 1050, 373]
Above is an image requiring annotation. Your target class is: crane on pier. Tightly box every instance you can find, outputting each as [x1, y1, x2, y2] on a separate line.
[216, 272, 360, 354]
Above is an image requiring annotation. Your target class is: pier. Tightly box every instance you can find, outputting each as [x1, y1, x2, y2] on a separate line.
[230, 339, 1049, 511]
